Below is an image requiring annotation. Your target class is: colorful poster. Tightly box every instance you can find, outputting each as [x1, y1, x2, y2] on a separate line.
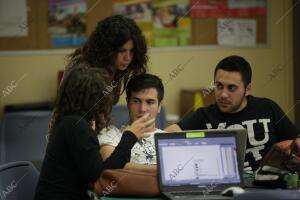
[190, 0, 228, 18]
[113, 0, 153, 46]
[113, 0, 190, 47]
[191, 0, 267, 18]
[227, 0, 267, 17]
[48, 0, 87, 47]
[113, 0, 152, 22]
[218, 18, 256, 47]
[152, 0, 191, 47]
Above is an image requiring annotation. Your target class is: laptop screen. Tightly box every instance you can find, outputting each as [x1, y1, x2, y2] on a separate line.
[157, 135, 241, 187]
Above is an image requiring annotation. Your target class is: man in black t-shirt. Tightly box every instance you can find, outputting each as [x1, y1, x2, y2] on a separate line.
[165, 55, 299, 174]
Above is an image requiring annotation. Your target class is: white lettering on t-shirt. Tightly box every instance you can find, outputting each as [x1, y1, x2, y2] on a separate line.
[258, 119, 270, 133]
[205, 119, 271, 172]
[242, 119, 270, 146]
[246, 145, 265, 161]
[206, 122, 226, 129]
[226, 124, 244, 129]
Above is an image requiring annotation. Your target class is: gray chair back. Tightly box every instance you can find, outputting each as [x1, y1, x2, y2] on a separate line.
[0, 161, 39, 200]
[0, 111, 52, 165]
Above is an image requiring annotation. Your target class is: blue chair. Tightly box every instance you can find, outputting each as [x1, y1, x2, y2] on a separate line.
[0, 111, 52, 167]
[0, 161, 39, 200]
[111, 105, 167, 130]
[0, 119, 2, 154]
[111, 105, 130, 128]
[157, 106, 167, 129]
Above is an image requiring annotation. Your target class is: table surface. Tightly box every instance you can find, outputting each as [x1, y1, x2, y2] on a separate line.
[100, 197, 163, 200]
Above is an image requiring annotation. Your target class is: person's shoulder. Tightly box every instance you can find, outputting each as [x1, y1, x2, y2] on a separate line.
[61, 114, 84, 122]
[59, 114, 89, 129]
[98, 125, 123, 146]
[144, 129, 164, 140]
[248, 95, 284, 115]
[53, 114, 91, 140]
[152, 128, 166, 135]
[154, 128, 165, 133]
[249, 95, 278, 107]
[195, 103, 218, 114]
[100, 125, 122, 135]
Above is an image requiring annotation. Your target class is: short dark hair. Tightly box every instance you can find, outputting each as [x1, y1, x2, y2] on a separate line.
[126, 74, 164, 103]
[214, 55, 252, 87]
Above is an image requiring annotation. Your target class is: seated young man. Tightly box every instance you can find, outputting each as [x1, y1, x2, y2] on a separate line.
[165, 55, 299, 175]
[98, 73, 164, 172]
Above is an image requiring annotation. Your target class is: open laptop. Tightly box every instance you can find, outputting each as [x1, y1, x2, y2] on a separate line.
[155, 130, 245, 200]
[194, 128, 247, 174]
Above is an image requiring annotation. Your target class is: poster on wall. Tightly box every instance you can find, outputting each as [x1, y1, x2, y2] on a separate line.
[0, 0, 28, 37]
[113, 0, 153, 46]
[113, 0, 190, 47]
[191, 0, 267, 18]
[227, 0, 267, 17]
[217, 18, 256, 47]
[48, 0, 87, 47]
[152, 0, 191, 47]
[113, 0, 152, 22]
[190, 0, 227, 18]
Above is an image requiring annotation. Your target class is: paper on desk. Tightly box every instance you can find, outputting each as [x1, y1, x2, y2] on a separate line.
[218, 18, 256, 47]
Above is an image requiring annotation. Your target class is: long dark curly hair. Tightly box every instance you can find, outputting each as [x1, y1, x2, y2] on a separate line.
[49, 67, 113, 140]
[67, 15, 148, 103]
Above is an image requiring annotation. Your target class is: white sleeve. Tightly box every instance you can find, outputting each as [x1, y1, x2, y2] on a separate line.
[98, 126, 122, 147]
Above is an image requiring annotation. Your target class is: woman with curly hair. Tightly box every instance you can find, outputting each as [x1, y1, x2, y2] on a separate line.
[48, 14, 149, 136]
[66, 14, 148, 103]
[34, 67, 155, 200]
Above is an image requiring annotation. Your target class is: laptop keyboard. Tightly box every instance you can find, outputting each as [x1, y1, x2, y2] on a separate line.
[170, 190, 221, 196]
[168, 190, 231, 200]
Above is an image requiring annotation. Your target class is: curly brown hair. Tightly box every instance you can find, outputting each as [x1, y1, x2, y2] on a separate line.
[67, 15, 148, 104]
[49, 67, 113, 140]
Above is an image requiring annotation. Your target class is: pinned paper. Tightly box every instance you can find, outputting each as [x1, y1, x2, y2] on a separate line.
[218, 18, 256, 47]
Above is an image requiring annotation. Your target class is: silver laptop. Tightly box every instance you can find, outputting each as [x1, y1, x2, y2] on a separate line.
[155, 130, 245, 200]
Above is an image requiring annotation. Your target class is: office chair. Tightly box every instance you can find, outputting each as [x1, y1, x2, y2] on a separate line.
[111, 105, 167, 129]
[0, 161, 39, 200]
[0, 111, 52, 168]
[111, 105, 130, 128]
[157, 106, 167, 129]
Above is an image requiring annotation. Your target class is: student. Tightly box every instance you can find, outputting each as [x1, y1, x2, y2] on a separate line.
[48, 15, 148, 135]
[34, 67, 155, 200]
[99, 74, 164, 172]
[165, 55, 299, 174]
[65, 14, 148, 103]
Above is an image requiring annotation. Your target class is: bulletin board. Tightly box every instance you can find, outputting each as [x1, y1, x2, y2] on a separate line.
[0, 0, 267, 51]
[192, 16, 266, 45]
[0, 0, 113, 50]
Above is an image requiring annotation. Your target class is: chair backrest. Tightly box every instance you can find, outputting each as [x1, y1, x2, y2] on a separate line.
[111, 105, 167, 129]
[0, 111, 52, 165]
[0, 161, 39, 200]
[111, 105, 130, 128]
[157, 106, 167, 129]
[0, 119, 2, 158]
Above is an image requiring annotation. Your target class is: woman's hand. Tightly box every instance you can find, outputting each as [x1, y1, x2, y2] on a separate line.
[125, 113, 155, 140]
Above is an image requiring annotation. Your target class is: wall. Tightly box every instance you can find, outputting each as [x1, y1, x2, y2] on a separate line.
[0, 0, 295, 121]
